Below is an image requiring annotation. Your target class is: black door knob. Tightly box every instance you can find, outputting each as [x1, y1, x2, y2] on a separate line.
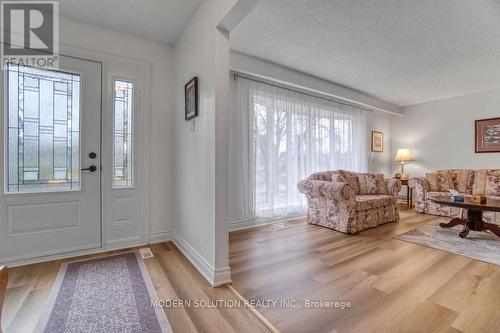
[82, 165, 97, 172]
[89, 152, 97, 159]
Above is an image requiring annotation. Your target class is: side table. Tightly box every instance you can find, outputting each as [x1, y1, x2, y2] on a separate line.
[398, 178, 413, 208]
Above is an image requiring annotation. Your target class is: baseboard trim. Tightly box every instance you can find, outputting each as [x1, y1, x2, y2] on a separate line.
[229, 214, 306, 232]
[149, 230, 174, 244]
[2, 229, 231, 287]
[0, 243, 103, 267]
[104, 237, 145, 251]
[1, 231, 174, 267]
[213, 266, 232, 287]
[172, 232, 231, 287]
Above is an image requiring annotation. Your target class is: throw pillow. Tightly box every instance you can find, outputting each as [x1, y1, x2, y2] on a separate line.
[338, 170, 359, 194]
[330, 173, 347, 183]
[426, 171, 454, 191]
[307, 171, 333, 181]
[444, 169, 474, 194]
[485, 169, 500, 196]
[356, 173, 387, 195]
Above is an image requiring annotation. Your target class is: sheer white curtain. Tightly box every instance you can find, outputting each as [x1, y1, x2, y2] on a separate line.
[230, 76, 368, 221]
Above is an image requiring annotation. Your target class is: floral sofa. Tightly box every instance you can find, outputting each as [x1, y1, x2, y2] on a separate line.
[410, 169, 500, 224]
[297, 170, 402, 234]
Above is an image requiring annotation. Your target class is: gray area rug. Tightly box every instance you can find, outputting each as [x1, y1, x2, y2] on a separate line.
[34, 252, 171, 333]
[395, 222, 500, 266]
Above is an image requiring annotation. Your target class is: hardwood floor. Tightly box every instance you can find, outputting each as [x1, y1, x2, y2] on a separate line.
[4, 206, 499, 332]
[229, 206, 500, 333]
[3, 242, 268, 333]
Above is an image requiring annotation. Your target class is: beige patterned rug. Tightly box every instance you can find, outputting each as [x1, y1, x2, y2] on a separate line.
[395, 221, 500, 265]
[34, 252, 171, 333]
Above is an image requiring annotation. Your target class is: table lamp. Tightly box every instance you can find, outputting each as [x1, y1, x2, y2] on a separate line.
[393, 148, 415, 178]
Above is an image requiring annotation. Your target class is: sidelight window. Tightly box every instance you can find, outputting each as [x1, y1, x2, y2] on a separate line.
[112, 80, 134, 188]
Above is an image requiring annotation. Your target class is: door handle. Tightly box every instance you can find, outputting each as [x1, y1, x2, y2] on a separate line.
[81, 165, 97, 172]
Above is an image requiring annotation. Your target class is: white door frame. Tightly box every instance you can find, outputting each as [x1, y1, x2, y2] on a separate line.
[101, 62, 148, 250]
[0, 43, 151, 266]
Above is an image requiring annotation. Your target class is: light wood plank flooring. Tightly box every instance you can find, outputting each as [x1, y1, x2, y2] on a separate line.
[229, 206, 500, 333]
[4, 206, 499, 333]
[3, 242, 269, 333]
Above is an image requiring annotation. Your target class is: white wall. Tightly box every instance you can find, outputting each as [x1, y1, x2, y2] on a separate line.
[58, 17, 175, 237]
[230, 52, 403, 115]
[173, 0, 235, 286]
[368, 110, 394, 176]
[391, 87, 500, 178]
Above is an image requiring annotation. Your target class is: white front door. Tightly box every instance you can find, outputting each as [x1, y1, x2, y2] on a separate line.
[0, 56, 102, 263]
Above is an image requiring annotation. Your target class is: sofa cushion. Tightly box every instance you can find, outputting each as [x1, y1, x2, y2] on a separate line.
[424, 200, 465, 219]
[330, 173, 347, 183]
[483, 196, 500, 226]
[308, 171, 334, 181]
[425, 191, 453, 200]
[355, 195, 396, 211]
[440, 169, 474, 194]
[426, 171, 454, 191]
[337, 170, 360, 194]
[356, 173, 387, 195]
[473, 169, 500, 196]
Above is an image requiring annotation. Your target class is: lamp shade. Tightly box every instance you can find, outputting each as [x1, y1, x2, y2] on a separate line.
[393, 149, 415, 162]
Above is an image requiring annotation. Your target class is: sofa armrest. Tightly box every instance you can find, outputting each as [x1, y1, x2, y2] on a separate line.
[409, 177, 430, 192]
[385, 179, 402, 197]
[297, 179, 354, 201]
[409, 177, 430, 213]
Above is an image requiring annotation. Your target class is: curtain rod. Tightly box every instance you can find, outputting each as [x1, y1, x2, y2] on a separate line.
[233, 72, 373, 112]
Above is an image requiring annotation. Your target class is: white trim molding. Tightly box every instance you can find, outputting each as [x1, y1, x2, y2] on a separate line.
[149, 231, 174, 244]
[1, 229, 232, 287]
[229, 214, 306, 232]
[104, 237, 144, 251]
[172, 232, 232, 287]
[0, 243, 103, 268]
[1, 231, 171, 267]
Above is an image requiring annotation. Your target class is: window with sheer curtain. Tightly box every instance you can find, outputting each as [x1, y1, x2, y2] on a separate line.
[229, 76, 368, 221]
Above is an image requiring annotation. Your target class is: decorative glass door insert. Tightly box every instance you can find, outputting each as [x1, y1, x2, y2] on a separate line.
[6, 65, 80, 192]
[112, 79, 133, 188]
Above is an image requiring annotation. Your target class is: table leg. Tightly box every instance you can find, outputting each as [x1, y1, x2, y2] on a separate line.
[467, 210, 483, 232]
[406, 185, 409, 206]
[440, 209, 488, 239]
[459, 209, 482, 238]
[439, 218, 465, 228]
[459, 224, 470, 238]
[483, 222, 500, 237]
[409, 188, 413, 208]
[437, 207, 499, 239]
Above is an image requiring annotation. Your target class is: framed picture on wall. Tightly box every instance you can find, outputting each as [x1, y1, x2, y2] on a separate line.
[475, 117, 500, 153]
[185, 76, 198, 120]
[371, 131, 383, 152]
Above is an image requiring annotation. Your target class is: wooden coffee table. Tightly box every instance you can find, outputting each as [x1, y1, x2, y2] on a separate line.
[430, 196, 500, 239]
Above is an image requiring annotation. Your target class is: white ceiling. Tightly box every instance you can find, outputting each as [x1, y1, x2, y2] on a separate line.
[231, 0, 500, 106]
[59, 0, 203, 45]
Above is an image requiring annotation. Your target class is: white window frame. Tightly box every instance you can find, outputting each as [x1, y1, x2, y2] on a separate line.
[111, 77, 135, 189]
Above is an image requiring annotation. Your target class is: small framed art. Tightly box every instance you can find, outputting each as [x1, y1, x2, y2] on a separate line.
[371, 131, 383, 152]
[475, 117, 500, 153]
[185, 77, 198, 120]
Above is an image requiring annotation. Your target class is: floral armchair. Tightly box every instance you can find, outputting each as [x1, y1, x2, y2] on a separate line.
[297, 170, 401, 234]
